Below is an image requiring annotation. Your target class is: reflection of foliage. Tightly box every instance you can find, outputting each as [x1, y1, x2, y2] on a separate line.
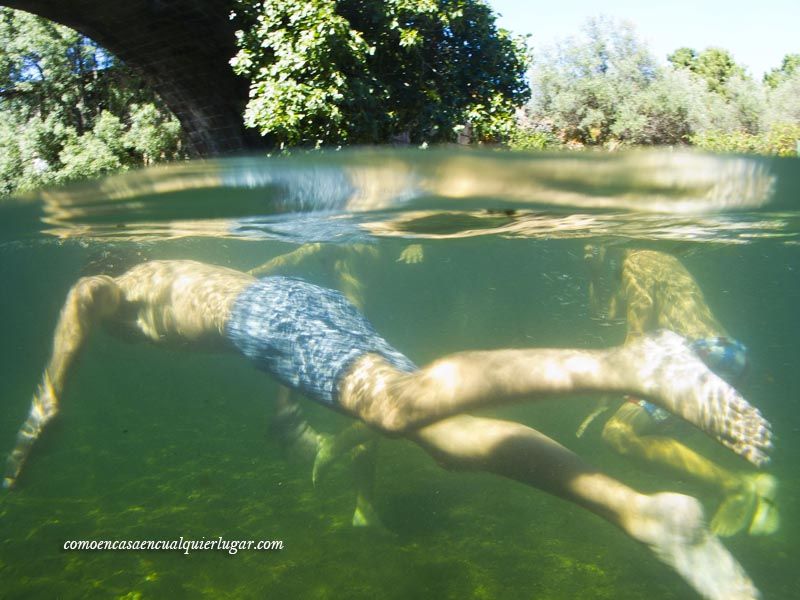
[0, 9, 184, 198]
[230, 0, 530, 146]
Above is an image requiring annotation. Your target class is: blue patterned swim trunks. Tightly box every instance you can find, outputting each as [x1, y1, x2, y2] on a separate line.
[225, 277, 417, 405]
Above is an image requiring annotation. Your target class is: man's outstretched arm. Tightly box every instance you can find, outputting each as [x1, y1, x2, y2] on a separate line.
[248, 243, 324, 277]
[4, 275, 121, 488]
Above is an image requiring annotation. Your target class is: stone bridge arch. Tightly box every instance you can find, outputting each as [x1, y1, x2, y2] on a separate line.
[2, 0, 263, 156]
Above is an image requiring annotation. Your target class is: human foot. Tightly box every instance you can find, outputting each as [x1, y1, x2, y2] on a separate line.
[747, 473, 779, 535]
[352, 495, 385, 528]
[711, 488, 757, 537]
[624, 331, 772, 466]
[4, 429, 38, 490]
[627, 492, 760, 600]
[711, 473, 779, 537]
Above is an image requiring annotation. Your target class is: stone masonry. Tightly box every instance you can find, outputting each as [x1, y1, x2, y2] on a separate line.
[2, 0, 264, 156]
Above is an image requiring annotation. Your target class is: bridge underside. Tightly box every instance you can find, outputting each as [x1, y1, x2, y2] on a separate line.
[3, 0, 264, 156]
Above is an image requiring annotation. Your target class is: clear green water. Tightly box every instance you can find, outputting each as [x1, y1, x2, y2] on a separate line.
[0, 149, 798, 599]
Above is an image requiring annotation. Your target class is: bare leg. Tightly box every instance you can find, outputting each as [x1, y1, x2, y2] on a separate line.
[272, 389, 384, 527]
[4, 375, 59, 489]
[575, 396, 612, 438]
[412, 415, 760, 600]
[5, 276, 120, 489]
[313, 421, 375, 485]
[272, 387, 322, 462]
[604, 403, 743, 491]
[350, 440, 383, 528]
[333, 251, 371, 312]
[602, 402, 778, 536]
[313, 424, 383, 527]
[340, 331, 772, 466]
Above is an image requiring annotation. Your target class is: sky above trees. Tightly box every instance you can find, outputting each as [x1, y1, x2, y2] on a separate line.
[488, 0, 797, 79]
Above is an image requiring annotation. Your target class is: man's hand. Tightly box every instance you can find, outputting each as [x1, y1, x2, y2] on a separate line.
[397, 244, 424, 264]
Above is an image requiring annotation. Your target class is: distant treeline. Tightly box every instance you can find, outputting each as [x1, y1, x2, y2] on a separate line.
[512, 17, 800, 156]
[1, 6, 798, 198]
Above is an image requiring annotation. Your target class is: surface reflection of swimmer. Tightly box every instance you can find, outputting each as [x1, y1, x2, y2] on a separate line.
[5, 259, 772, 599]
[582, 246, 779, 537]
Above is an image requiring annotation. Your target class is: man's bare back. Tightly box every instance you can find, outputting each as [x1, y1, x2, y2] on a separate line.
[106, 260, 255, 344]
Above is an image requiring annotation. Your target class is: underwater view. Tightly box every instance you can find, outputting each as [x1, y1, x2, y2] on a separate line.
[1, 148, 799, 599]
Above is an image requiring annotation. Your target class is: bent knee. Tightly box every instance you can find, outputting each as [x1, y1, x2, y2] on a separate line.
[347, 399, 411, 437]
[339, 355, 417, 434]
[368, 414, 405, 436]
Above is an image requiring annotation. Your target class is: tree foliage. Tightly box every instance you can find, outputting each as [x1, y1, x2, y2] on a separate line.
[0, 8, 184, 197]
[230, 0, 530, 146]
[666, 47, 697, 70]
[764, 69, 800, 127]
[691, 123, 800, 157]
[524, 17, 662, 146]
[668, 47, 746, 94]
[764, 53, 800, 88]
[517, 17, 797, 155]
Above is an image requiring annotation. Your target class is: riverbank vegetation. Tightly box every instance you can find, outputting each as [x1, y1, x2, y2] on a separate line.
[513, 17, 799, 156]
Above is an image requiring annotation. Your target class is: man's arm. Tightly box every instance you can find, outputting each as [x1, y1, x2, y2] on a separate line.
[4, 275, 121, 488]
[248, 243, 324, 277]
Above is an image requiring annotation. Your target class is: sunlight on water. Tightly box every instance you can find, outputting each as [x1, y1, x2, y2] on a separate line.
[0, 149, 785, 227]
[0, 148, 795, 248]
[1, 148, 799, 600]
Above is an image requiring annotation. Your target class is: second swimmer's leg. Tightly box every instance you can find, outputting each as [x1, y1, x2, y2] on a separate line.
[602, 402, 775, 536]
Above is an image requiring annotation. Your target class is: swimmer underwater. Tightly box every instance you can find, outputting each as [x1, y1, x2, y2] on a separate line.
[583, 246, 779, 538]
[4, 259, 773, 600]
